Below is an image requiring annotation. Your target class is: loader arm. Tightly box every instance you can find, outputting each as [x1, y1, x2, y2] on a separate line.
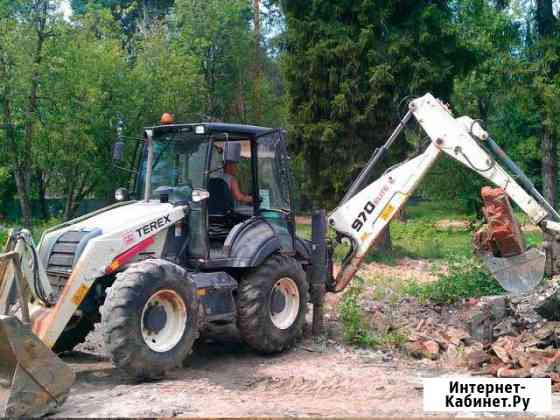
[328, 93, 560, 293]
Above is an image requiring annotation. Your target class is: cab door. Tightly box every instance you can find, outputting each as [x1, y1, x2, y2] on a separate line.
[256, 130, 295, 253]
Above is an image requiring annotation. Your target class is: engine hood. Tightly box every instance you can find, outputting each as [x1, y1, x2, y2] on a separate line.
[38, 201, 188, 271]
[70, 201, 184, 233]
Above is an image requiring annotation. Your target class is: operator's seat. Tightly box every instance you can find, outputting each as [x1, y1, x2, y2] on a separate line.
[208, 177, 234, 216]
[207, 177, 235, 240]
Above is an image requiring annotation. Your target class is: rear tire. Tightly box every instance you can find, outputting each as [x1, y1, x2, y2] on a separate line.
[237, 255, 308, 353]
[101, 259, 199, 380]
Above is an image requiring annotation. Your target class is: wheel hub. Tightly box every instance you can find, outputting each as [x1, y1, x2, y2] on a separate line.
[140, 289, 188, 353]
[269, 277, 300, 330]
[270, 288, 287, 314]
[143, 303, 167, 334]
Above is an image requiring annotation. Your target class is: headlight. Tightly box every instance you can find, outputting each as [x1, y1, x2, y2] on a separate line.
[115, 188, 129, 201]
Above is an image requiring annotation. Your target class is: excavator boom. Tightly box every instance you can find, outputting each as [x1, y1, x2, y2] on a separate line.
[328, 93, 560, 293]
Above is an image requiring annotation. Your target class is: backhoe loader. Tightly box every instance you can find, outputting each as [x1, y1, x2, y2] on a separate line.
[2, 93, 560, 417]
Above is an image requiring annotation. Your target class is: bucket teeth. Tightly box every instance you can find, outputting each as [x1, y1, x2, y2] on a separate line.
[0, 316, 75, 418]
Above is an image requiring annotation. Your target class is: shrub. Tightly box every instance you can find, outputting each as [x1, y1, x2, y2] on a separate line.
[404, 256, 504, 304]
[339, 276, 408, 348]
[339, 277, 381, 347]
[0, 229, 6, 247]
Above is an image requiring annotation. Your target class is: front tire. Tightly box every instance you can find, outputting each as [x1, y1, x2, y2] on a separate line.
[237, 255, 308, 353]
[101, 259, 198, 380]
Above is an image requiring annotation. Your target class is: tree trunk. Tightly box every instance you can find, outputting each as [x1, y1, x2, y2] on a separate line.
[542, 128, 557, 208]
[36, 171, 50, 220]
[397, 208, 407, 223]
[536, 0, 558, 209]
[63, 192, 75, 222]
[374, 226, 392, 254]
[12, 0, 50, 229]
[536, 0, 555, 38]
[14, 168, 33, 229]
[64, 175, 95, 221]
[63, 175, 76, 221]
[252, 0, 262, 121]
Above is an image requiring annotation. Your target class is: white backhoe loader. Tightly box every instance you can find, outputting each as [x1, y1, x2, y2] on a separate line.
[1, 93, 560, 417]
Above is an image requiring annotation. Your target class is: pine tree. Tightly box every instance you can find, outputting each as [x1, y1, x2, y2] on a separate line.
[280, 0, 472, 208]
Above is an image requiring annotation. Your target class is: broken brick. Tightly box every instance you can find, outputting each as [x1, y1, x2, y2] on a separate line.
[491, 336, 516, 364]
[496, 367, 531, 378]
[466, 350, 490, 370]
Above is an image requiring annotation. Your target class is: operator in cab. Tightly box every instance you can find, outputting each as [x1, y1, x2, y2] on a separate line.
[222, 142, 253, 206]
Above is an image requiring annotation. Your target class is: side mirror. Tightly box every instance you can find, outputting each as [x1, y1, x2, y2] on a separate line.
[114, 187, 130, 202]
[192, 188, 210, 202]
[223, 141, 241, 164]
[112, 141, 125, 162]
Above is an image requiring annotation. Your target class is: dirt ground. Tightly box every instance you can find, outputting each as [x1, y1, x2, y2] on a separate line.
[54, 326, 442, 418]
[49, 257, 560, 417]
[49, 259, 444, 418]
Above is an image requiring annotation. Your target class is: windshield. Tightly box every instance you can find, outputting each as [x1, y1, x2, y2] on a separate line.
[137, 130, 209, 199]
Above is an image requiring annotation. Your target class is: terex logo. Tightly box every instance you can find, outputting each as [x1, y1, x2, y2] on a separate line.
[136, 214, 171, 238]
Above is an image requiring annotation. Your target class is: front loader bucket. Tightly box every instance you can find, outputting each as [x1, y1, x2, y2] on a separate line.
[0, 315, 75, 418]
[480, 247, 546, 294]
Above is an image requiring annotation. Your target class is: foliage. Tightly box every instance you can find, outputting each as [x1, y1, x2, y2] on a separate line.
[0, 0, 286, 225]
[1, 0, 560, 225]
[70, 0, 174, 45]
[339, 277, 381, 347]
[339, 275, 407, 348]
[404, 256, 504, 304]
[423, 0, 560, 210]
[279, 0, 473, 208]
[40, 10, 131, 218]
[175, 0, 253, 121]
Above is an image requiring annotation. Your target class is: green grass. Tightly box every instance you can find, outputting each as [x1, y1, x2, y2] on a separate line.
[316, 200, 545, 348]
[0, 229, 6, 247]
[375, 219, 472, 262]
[0, 218, 62, 248]
[404, 200, 471, 222]
[295, 223, 311, 240]
[403, 256, 504, 304]
[339, 276, 408, 348]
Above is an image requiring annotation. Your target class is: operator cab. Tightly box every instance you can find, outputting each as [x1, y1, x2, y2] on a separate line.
[135, 122, 296, 269]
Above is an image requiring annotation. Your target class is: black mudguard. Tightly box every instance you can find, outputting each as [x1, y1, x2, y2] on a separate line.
[224, 218, 281, 266]
[216, 217, 310, 268]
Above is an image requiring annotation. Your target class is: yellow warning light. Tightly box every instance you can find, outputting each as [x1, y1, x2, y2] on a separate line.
[160, 112, 175, 125]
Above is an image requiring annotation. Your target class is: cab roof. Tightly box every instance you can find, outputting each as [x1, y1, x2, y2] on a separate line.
[147, 122, 275, 139]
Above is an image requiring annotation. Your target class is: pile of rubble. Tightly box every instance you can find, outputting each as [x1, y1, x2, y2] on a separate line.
[365, 277, 560, 390]
[465, 279, 560, 391]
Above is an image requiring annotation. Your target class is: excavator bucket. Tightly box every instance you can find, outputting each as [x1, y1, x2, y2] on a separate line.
[0, 316, 75, 418]
[480, 248, 546, 294]
[475, 187, 546, 294]
[0, 240, 74, 418]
